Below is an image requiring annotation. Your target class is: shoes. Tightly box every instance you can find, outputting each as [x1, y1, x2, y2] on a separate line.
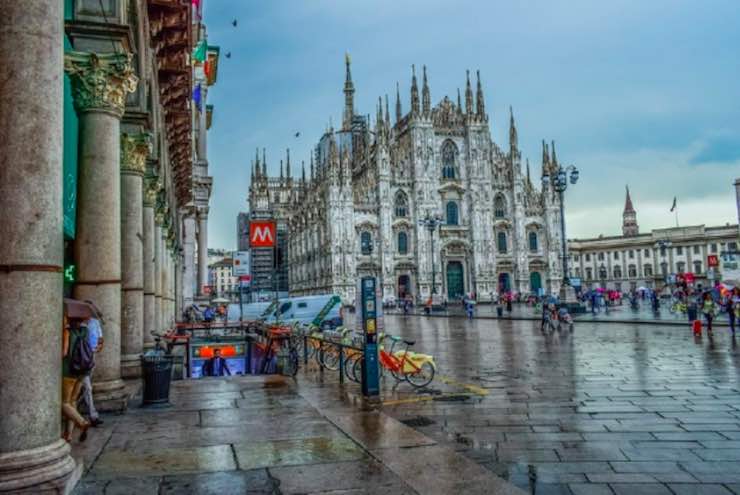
[79, 424, 89, 443]
[90, 418, 104, 427]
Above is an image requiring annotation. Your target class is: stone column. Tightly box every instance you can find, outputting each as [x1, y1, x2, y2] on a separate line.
[0, 2, 78, 491]
[197, 207, 209, 296]
[66, 51, 137, 412]
[160, 228, 169, 330]
[182, 211, 197, 308]
[142, 174, 157, 348]
[153, 220, 163, 333]
[120, 133, 149, 378]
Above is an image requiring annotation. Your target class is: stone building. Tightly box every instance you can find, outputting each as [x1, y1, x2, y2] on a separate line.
[0, 1, 218, 491]
[209, 256, 238, 299]
[567, 187, 739, 291]
[249, 58, 568, 305]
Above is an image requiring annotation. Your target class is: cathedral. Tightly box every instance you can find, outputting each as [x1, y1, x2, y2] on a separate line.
[248, 57, 568, 305]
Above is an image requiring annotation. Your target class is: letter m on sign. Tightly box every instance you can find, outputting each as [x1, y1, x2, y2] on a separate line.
[250, 221, 276, 248]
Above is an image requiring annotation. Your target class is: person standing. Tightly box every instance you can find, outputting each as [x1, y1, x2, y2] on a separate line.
[727, 287, 739, 335]
[79, 307, 104, 427]
[701, 292, 717, 335]
[62, 315, 90, 442]
[203, 348, 232, 376]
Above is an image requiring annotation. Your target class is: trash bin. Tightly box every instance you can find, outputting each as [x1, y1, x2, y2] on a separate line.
[496, 306, 504, 318]
[141, 353, 174, 406]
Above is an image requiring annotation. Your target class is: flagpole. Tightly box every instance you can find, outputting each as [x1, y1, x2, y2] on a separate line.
[675, 207, 679, 228]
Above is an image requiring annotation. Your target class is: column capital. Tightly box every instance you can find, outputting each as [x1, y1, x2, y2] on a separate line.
[143, 175, 159, 207]
[121, 133, 151, 176]
[64, 51, 138, 117]
[197, 206, 210, 219]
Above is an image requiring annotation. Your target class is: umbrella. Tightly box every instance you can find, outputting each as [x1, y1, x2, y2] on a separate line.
[211, 297, 230, 304]
[63, 298, 96, 320]
[636, 286, 648, 292]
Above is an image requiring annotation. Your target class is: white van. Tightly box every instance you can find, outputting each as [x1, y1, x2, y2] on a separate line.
[260, 294, 343, 329]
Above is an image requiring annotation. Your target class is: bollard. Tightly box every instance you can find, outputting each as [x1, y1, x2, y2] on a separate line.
[339, 345, 344, 384]
[303, 335, 308, 365]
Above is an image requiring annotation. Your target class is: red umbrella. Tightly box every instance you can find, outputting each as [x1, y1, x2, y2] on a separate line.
[63, 298, 96, 320]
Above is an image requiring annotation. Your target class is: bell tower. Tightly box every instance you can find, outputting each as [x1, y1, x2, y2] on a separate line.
[622, 185, 639, 236]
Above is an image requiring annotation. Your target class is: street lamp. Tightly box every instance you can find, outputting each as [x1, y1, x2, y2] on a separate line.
[418, 212, 444, 296]
[542, 164, 579, 303]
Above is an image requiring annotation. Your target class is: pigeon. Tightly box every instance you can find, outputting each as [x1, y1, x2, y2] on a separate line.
[232, 19, 237, 27]
[294, 132, 300, 138]
[225, 52, 231, 59]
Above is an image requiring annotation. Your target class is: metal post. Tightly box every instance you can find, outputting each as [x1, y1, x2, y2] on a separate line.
[339, 345, 344, 384]
[559, 188, 568, 285]
[238, 280, 244, 328]
[303, 335, 308, 365]
[430, 226, 436, 294]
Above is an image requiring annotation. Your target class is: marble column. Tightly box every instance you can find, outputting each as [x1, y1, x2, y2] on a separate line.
[0, 2, 78, 491]
[120, 134, 149, 377]
[182, 211, 197, 308]
[142, 175, 157, 348]
[154, 218, 163, 333]
[160, 228, 168, 330]
[66, 51, 137, 411]
[197, 207, 209, 296]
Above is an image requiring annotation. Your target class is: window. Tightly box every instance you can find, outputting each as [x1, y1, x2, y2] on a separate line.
[614, 252, 619, 260]
[494, 195, 506, 218]
[361, 232, 372, 255]
[629, 250, 634, 259]
[441, 141, 457, 179]
[660, 262, 668, 276]
[644, 249, 650, 258]
[677, 261, 685, 273]
[599, 266, 607, 279]
[528, 232, 538, 252]
[660, 246, 666, 257]
[586, 254, 591, 262]
[575, 267, 581, 276]
[693, 245, 700, 255]
[394, 191, 408, 217]
[693, 261, 702, 274]
[628, 265, 637, 278]
[574, 255, 579, 261]
[297, 302, 308, 308]
[446, 201, 459, 225]
[497, 232, 507, 253]
[397, 231, 408, 255]
[613, 266, 622, 279]
[676, 246, 683, 255]
[644, 264, 653, 277]
[598, 253, 604, 261]
[730, 242, 738, 251]
[586, 268, 593, 280]
[710, 243, 718, 253]
[615, 282, 622, 291]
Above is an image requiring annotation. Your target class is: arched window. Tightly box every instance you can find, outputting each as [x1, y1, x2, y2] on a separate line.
[497, 232, 507, 253]
[494, 195, 506, 218]
[528, 231, 538, 252]
[360, 232, 372, 255]
[613, 266, 622, 279]
[394, 191, 408, 218]
[628, 265, 637, 278]
[441, 141, 457, 179]
[446, 201, 459, 225]
[397, 231, 408, 255]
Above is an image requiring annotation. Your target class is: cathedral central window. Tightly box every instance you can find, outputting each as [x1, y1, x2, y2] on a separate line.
[361, 232, 373, 255]
[441, 141, 457, 179]
[446, 201, 459, 225]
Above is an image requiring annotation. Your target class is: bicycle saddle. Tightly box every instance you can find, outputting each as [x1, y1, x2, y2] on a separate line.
[403, 340, 415, 346]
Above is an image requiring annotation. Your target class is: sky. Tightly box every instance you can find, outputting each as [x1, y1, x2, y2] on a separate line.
[202, 0, 740, 250]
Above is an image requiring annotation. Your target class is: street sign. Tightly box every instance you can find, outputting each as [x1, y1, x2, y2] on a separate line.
[233, 250, 251, 276]
[707, 254, 719, 268]
[570, 277, 582, 288]
[249, 221, 276, 248]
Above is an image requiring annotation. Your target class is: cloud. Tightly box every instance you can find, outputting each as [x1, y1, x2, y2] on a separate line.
[690, 134, 740, 165]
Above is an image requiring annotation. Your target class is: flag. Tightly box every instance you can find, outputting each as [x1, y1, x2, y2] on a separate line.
[192, 84, 202, 111]
[670, 197, 677, 212]
[192, 40, 207, 62]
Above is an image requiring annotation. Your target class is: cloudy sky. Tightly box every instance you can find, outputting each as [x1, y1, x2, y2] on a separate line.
[203, 0, 739, 250]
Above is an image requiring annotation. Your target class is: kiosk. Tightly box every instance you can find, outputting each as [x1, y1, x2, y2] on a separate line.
[358, 277, 381, 397]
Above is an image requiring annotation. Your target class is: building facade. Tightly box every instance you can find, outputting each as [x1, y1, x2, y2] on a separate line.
[248, 59, 567, 305]
[567, 188, 739, 291]
[209, 256, 238, 299]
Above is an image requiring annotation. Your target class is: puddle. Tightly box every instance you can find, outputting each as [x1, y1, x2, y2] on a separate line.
[400, 416, 436, 427]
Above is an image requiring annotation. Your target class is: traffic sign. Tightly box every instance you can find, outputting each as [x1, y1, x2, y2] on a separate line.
[249, 221, 276, 248]
[233, 251, 251, 276]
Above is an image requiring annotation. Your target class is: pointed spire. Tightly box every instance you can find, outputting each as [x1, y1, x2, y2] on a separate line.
[395, 82, 402, 123]
[251, 160, 255, 182]
[410, 65, 420, 115]
[541, 140, 550, 176]
[286, 148, 291, 179]
[301, 160, 306, 184]
[457, 88, 462, 113]
[624, 185, 635, 213]
[465, 70, 473, 115]
[551, 140, 558, 168]
[476, 70, 485, 119]
[262, 148, 267, 177]
[279, 159, 284, 179]
[254, 148, 260, 178]
[509, 106, 518, 150]
[526, 158, 531, 185]
[384, 94, 391, 130]
[342, 53, 355, 131]
[422, 65, 431, 115]
[376, 96, 383, 132]
[310, 153, 315, 181]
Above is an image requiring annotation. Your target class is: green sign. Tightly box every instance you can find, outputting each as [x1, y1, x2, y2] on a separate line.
[64, 264, 76, 283]
[62, 32, 79, 239]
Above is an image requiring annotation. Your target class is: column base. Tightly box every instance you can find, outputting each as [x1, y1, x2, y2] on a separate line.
[0, 439, 80, 494]
[92, 378, 128, 413]
[120, 354, 142, 379]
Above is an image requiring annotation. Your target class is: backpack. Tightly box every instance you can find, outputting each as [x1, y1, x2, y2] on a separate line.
[70, 327, 95, 375]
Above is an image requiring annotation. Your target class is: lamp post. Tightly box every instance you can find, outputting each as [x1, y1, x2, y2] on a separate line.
[542, 164, 579, 304]
[418, 213, 444, 296]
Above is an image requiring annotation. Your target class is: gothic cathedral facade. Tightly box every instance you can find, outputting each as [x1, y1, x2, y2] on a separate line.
[248, 58, 567, 305]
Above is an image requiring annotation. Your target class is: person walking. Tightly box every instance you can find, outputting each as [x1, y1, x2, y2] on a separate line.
[79, 306, 104, 427]
[701, 292, 717, 335]
[727, 287, 739, 335]
[203, 348, 232, 377]
[62, 315, 90, 443]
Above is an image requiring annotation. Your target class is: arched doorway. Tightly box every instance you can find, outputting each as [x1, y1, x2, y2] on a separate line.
[397, 274, 410, 299]
[498, 272, 511, 293]
[446, 261, 464, 300]
[529, 272, 542, 294]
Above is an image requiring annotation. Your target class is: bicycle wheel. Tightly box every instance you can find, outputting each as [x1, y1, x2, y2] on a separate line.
[344, 353, 359, 382]
[322, 348, 340, 371]
[289, 348, 299, 377]
[352, 356, 363, 382]
[405, 362, 435, 388]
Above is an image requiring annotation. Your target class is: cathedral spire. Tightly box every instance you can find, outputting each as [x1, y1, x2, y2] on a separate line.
[310, 153, 315, 181]
[526, 158, 531, 185]
[395, 82, 402, 123]
[410, 65, 420, 115]
[622, 185, 639, 236]
[541, 140, 550, 176]
[457, 88, 462, 114]
[301, 160, 306, 184]
[286, 148, 291, 179]
[476, 70, 485, 119]
[376, 96, 383, 133]
[251, 160, 255, 182]
[551, 140, 558, 168]
[384, 94, 391, 130]
[422, 65, 431, 115]
[279, 159, 284, 180]
[624, 185, 635, 213]
[254, 148, 260, 178]
[465, 70, 473, 115]
[342, 53, 355, 131]
[262, 148, 267, 178]
[509, 106, 518, 151]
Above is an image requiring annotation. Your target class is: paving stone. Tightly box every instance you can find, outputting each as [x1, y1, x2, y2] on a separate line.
[586, 473, 656, 483]
[497, 448, 560, 462]
[159, 470, 279, 495]
[569, 483, 614, 495]
[556, 443, 628, 461]
[726, 484, 740, 495]
[72, 478, 160, 495]
[608, 462, 682, 473]
[650, 473, 699, 483]
[668, 484, 734, 495]
[620, 447, 702, 461]
[528, 462, 614, 474]
[609, 483, 672, 494]
[693, 448, 740, 461]
[653, 432, 726, 441]
[233, 436, 366, 470]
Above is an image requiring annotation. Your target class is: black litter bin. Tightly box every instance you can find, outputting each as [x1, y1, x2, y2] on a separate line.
[141, 353, 174, 406]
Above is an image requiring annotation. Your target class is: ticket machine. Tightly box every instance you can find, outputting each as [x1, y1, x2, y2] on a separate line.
[358, 277, 380, 397]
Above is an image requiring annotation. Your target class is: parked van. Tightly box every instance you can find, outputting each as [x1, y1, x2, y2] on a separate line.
[227, 302, 271, 322]
[260, 294, 343, 329]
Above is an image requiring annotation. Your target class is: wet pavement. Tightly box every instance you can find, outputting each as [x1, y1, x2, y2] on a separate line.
[71, 315, 740, 494]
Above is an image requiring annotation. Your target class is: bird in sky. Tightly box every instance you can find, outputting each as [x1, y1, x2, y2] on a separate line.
[294, 132, 300, 138]
[232, 19, 237, 27]
[225, 52, 232, 59]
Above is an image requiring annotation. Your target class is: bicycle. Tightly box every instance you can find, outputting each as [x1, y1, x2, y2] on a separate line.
[367, 335, 435, 388]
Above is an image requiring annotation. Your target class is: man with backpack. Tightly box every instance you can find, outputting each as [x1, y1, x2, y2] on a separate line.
[79, 305, 104, 427]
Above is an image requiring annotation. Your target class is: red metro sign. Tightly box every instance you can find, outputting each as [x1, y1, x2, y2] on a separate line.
[249, 221, 276, 248]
